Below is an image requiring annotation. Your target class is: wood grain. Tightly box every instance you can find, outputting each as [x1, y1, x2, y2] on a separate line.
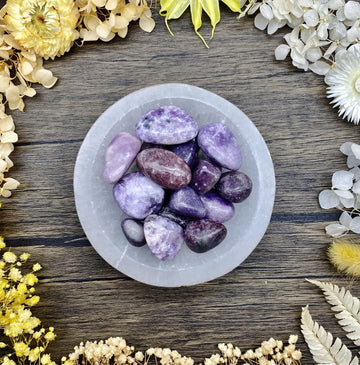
[1, 5, 360, 364]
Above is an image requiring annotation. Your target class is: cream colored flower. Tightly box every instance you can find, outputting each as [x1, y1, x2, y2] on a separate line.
[4, 0, 79, 59]
[326, 48, 360, 124]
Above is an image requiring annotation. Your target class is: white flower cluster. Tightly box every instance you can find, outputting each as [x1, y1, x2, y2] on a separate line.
[319, 142, 360, 237]
[241, 0, 360, 75]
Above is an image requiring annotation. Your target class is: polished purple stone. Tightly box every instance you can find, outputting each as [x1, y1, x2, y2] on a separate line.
[200, 191, 235, 223]
[144, 215, 184, 260]
[121, 219, 146, 247]
[136, 106, 198, 145]
[113, 172, 164, 219]
[168, 187, 206, 218]
[191, 159, 222, 195]
[197, 123, 242, 170]
[217, 171, 252, 203]
[185, 219, 227, 253]
[170, 140, 198, 169]
[102, 132, 142, 184]
[136, 148, 191, 190]
[158, 206, 191, 228]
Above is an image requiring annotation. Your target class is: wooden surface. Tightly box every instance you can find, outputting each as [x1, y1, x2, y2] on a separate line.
[1, 5, 360, 363]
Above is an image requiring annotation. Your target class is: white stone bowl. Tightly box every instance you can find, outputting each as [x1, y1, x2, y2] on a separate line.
[73, 83, 275, 287]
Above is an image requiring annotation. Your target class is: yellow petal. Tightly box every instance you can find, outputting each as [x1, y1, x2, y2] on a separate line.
[0, 159, 7, 172]
[190, 0, 209, 47]
[160, 0, 190, 36]
[79, 29, 99, 41]
[139, 14, 155, 32]
[200, 0, 220, 38]
[0, 115, 14, 131]
[92, 0, 107, 7]
[3, 178, 19, 190]
[117, 27, 128, 38]
[0, 75, 10, 92]
[106, 0, 118, 10]
[21, 61, 33, 75]
[96, 22, 111, 38]
[0, 131, 18, 143]
[221, 0, 240, 12]
[34, 69, 57, 88]
[114, 15, 129, 29]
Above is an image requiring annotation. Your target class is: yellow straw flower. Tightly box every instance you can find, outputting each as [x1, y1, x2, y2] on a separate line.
[4, 0, 79, 59]
[328, 240, 360, 277]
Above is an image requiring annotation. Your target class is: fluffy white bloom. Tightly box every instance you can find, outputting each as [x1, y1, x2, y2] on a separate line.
[326, 48, 360, 124]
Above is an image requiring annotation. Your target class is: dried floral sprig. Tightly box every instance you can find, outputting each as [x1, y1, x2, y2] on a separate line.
[62, 336, 301, 365]
[0, 237, 57, 365]
[328, 240, 360, 278]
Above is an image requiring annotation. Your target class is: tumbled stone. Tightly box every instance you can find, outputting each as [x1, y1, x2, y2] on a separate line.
[169, 187, 206, 218]
[144, 215, 184, 260]
[200, 191, 235, 223]
[191, 159, 222, 195]
[158, 206, 191, 228]
[121, 219, 146, 247]
[136, 148, 191, 190]
[197, 123, 242, 170]
[103, 132, 142, 184]
[170, 140, 198, 169]
[217, 171, 252, 203]
[136, 106, 198, 145]
[113, 172, 164, 219]
[185, 219, 227, 253]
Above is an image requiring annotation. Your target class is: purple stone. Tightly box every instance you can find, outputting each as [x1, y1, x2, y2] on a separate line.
[144, 215, 184, 260]
[191, 159, 222, 195]
[169, 187, 206, 218]
[113, 172, 164, 219]
[136, 148, 191, 190]
[185, 219, 227, 253]
[136, 106, 198, 145]
[158, 206, 191, 228]
[200, 191, 235, 223]
[102, 132, 142, 184]
[121, 219, 146, 247]
[217, 171, 252, 203]
[170, 140, 198, 169]
[197, 123, 242, 170]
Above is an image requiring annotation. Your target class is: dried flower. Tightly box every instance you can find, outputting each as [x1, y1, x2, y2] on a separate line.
[328, 240, 360, 277]
[326, 48, 360, 125]
[4, 0, 80, 59]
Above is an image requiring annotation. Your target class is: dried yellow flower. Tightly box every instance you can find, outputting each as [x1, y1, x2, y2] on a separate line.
[4, 0, 80, 59]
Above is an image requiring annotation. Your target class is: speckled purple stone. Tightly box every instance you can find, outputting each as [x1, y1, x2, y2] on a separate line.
[102, 132, 142, 184]
[217, 171, 252, 203]
[136, 106, 198, 145]
[191, 160, 222, 195]
[113, 172, 164, 219]
[197, 123, 242, 170]
[144, 215, 184, 260]
[170, 140, 198, 169]
[169, 187, 206, 218]
[158, 206, 191, 228]
[200, 191, 235, 223]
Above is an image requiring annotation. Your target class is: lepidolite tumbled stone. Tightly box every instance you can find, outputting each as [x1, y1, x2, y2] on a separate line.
[171, 140, 198, 169]
[113, 172, 164, 219]
[144, 215, 184, 260]
[197, 123, 242, 170]
[136, 106, 198, 145]
[185, 219, 227, 253]
[191, 159, 222, 195]
[158, 206, 191, 228]
[169, 187, 206, 218]
[121, 219, 146, 247]
[102, 132, 142, 184]
[200, 191, 235, 223]
[136, 148, 191, 190]
[217, 171, 252, 203]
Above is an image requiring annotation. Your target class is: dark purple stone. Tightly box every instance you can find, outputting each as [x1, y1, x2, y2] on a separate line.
[217, 171, 252, 203]
[170, 140, 198, 169]
[197, 123, 242, 170]
[185, 219, 227, 253]
[200, 191, 235, 223]
[136, 148, 191, 190]
[158, 206, 191, 228]
[113, 172, 164, 219]
[136, 106, 198, 145]
[169, 187, 206, 218]
[121, 219, 146, 247]
[191, 159, 222, 195]
[144, 215, 184, 260]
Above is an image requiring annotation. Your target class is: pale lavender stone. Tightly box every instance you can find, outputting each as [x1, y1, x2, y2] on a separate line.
[170, 140, 198, 169]
[200, 191, 235, 223]
[191, 159, 222, 195]
[103, 132, 142, 184]
[136, 106, 198, 145]
[169, 187, 206, 218]
[121, 219, 146, 247]
[197, 123, 242, 170]
[113, 172, 164, 219]
[144, 215, 184, 260]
